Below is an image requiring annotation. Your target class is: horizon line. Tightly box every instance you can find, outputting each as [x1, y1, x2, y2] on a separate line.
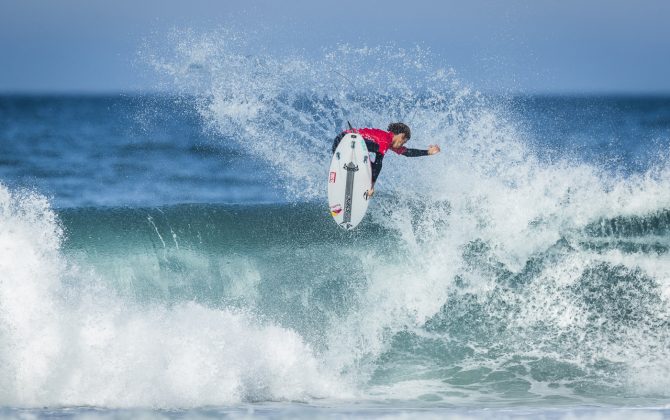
[2, 89, 670, 98]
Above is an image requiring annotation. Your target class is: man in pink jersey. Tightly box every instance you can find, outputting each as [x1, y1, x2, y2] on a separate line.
[332, 122, 441, 197]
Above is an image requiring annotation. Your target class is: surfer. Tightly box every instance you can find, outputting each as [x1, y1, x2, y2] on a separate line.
[332, 123, 441, 197]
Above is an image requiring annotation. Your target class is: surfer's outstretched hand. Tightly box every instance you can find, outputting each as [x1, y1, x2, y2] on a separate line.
[427, 145, 441, 155]
[367, 188, 375, 198]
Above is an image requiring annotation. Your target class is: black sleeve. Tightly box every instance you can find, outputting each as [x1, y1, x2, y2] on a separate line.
[371, 153, 384, 184]
[364, 140, 382, 184]
[400, 148, 430, 157]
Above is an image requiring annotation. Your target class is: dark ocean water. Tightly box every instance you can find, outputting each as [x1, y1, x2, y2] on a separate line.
[2, 38, 670, 418]
[0, 95, 280, 207]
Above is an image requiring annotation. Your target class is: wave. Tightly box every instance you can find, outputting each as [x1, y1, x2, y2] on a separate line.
[4, 176, 670, 407]
[143, 29, 670, 406]
[58, 203, 392, 309]
[0, 188, 346, 408]
[52, 197, 670, 406]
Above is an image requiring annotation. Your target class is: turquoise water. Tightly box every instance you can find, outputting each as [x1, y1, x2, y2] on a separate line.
[2, 33, 670, 418]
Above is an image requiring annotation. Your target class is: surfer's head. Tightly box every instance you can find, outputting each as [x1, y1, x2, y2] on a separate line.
[388, 122, 411, 147]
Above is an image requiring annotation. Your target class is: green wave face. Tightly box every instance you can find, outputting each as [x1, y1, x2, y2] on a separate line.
[53, 203, 670, 407]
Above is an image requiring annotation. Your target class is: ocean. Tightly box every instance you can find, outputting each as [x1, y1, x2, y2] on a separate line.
[2, 38, 670, 418]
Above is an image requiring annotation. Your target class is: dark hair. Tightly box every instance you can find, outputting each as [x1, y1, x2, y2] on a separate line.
[387, 122, 411, 140]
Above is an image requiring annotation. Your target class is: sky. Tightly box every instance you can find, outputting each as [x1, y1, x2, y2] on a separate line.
[1, 0, 669, 94]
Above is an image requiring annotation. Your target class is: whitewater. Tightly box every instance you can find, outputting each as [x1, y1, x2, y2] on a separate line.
[2, 30, 670, 418]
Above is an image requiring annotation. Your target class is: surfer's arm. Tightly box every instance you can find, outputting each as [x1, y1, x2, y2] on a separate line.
[364, 140, 383, 184]
[368, 152, 384, 198]
[400, 148, 430, 157]
[396, 145, 441, 156]
[371, 158, 382, 184]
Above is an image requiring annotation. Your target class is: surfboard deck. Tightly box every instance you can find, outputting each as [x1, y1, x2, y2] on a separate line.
[328, 133, 372, 230]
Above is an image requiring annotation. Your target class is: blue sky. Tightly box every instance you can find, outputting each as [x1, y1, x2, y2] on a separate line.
[1, 0, 668, 94]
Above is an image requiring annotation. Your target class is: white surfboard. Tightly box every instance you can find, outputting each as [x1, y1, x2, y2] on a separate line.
[328, 133, 372, 230]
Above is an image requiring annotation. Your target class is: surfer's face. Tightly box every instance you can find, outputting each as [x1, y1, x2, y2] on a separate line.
[392, 133, 408, 148]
